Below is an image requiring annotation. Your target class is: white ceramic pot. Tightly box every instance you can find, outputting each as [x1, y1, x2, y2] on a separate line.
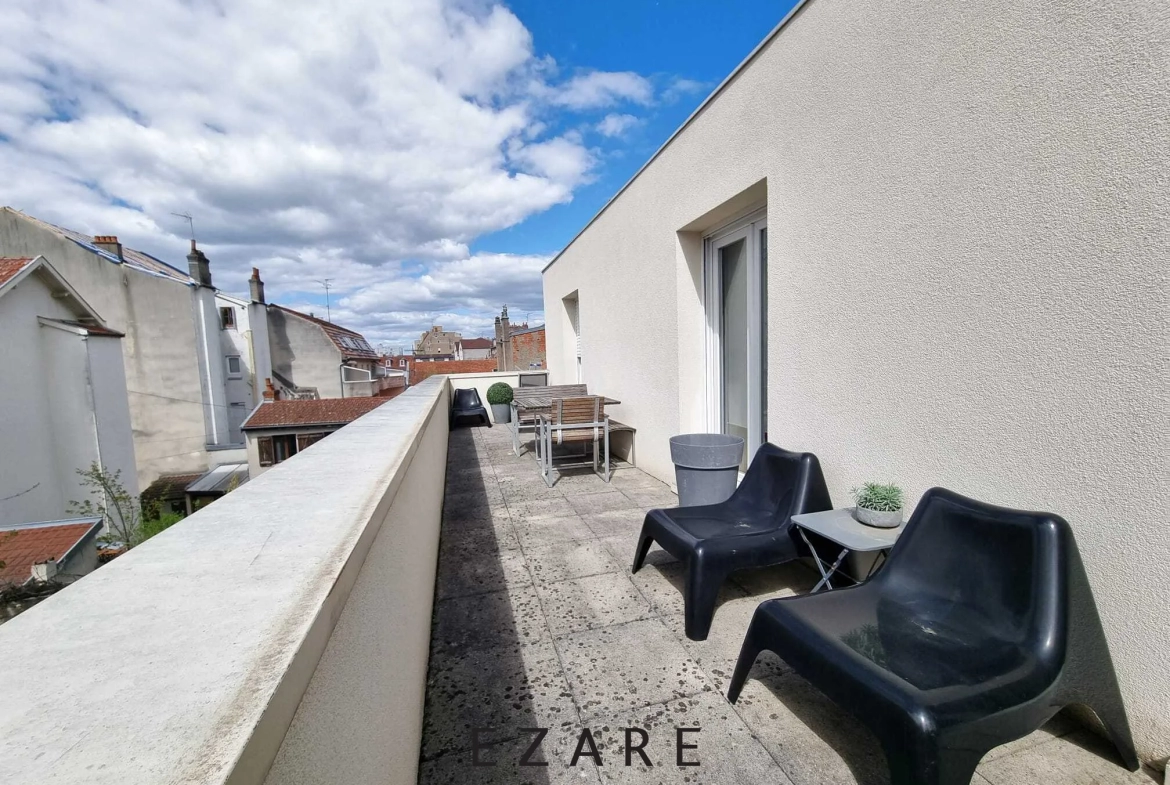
[854, 506, 903, 528]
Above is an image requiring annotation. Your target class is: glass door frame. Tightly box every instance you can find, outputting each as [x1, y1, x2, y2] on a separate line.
[703, 207, 767, 466]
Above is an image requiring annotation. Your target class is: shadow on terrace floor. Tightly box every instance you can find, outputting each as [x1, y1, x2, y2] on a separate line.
[418, 424, 1160, 785]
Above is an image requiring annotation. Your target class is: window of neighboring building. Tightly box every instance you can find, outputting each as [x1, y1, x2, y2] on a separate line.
[220, 307, 236, 330]
[256, 431, 330, 467]
[226, 355, 242, 378]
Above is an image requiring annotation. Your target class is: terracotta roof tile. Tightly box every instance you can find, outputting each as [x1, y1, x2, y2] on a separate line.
[242, 397, 391, 430]
[0, 520, 102, 585]
[0, 257, 34, 287]
[461, 337, 493, 349]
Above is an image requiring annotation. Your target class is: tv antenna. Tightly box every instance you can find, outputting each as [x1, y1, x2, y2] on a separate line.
[171, 212, 196, 246]
[315, 278, 334, 322]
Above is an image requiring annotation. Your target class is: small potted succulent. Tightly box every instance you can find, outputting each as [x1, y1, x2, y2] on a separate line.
[852, 482, 904, 528]
[486, 382, 513, 424]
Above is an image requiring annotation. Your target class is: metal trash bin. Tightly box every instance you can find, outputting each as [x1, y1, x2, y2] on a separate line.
[669, 434, 745, 507]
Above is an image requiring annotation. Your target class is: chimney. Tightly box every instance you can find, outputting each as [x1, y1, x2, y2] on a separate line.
[187, 241, 212, 287]
[32, 558, 58, 583]
[249, 267, 266, 304]
[262, 378, 279, 401]
[93, 235, 123, 260]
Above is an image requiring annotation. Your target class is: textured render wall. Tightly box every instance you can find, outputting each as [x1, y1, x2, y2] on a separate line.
[267, 308, 344, 398]
[86, 335, 138, 498]
[0, 213, 210, 487]
[0, 279, 84, 522]
[263, 382, 448, 785]
[543, 0, 1168, 762]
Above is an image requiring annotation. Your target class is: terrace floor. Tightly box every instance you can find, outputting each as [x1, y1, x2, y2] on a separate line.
[419, 424, 1158, 785]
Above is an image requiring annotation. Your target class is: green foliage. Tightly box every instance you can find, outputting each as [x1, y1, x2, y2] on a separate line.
[851, 482, 904, 512]
[139, 512, 184, 542]
[486, 382, 514, 405]
[69, 463, 143, 547]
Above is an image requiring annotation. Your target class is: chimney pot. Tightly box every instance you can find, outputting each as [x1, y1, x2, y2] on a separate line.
[93, 235, 124, 261]
[249, 267, 266, 304]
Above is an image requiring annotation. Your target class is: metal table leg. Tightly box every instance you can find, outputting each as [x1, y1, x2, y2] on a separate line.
[799, 527, 850, 593]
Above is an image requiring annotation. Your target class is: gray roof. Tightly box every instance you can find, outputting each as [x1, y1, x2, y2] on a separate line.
[186, 463, 250, 495]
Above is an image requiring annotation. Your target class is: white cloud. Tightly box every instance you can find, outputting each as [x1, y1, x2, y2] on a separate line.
[595, 113, 640, 138]
[0, 0, 674, 347]
[547, 71, 654, 110]
[662, 77, 709, 104]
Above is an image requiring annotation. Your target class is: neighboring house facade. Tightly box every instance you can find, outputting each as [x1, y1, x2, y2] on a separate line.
[0, 256, 137, 526]
[241, 398, 391, 477]
[214, 270, 274, 442]
[541, 0, 1166, 764]
[267, 305, 386, 398]
[460, 337, 494, 360]
[408, 358, 497, 386]
[413, 326, 463, 360]
[0, 209, 236, 488]
[508, 325, 545, 370]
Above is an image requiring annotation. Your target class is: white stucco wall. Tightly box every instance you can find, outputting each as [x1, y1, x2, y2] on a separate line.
[0, 211, 211, 487]
[0, 269, 136, 524]
[263, 380, 449, 785]
[543, 0, 1168, 763]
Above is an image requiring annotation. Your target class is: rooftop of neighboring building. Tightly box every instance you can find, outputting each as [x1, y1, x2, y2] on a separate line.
[2, 208, 193, 284]
[241, 397, 392, 430]
[0, 518, 103, 585]
[271, 304, 380, 361]
[509, 323, 545, 336]
[0, 257, 34, 286]
[461, 337, 493, 349]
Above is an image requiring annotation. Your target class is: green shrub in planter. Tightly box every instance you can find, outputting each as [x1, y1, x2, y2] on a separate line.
[851, 482, 905, 528]
[486, 382, 514, 405]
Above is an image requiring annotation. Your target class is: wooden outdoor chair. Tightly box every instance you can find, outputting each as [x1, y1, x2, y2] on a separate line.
[535, 396, 610, 487]
[509, 383, 588, 456]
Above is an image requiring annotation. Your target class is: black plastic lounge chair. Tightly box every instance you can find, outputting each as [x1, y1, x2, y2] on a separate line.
[631, 444, 833, 641]
[727, 487, 1139, 785]
[449, 387, 489, 429]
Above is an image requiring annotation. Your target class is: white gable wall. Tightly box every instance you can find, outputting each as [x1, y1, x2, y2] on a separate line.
[543, 0, 1168, 762]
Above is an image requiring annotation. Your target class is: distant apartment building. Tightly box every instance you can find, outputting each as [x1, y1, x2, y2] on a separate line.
[413, 326, 463, 360]
[460, 336, 494, 360]
[0, 256, 137, 526]
[493, 305, 545, 370]
[241, 397, 392, 477]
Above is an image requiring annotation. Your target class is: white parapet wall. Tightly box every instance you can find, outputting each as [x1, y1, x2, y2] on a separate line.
[0, 376, 452, 785]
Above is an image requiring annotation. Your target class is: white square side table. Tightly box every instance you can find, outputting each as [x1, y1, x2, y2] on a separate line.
[790, 508, 905, 592]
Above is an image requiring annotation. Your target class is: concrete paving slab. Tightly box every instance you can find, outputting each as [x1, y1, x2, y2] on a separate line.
[555, 619, 714, 722]
[535, 573, 657, 637]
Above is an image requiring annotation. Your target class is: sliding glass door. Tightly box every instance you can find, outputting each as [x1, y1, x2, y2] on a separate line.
[705, 211, 767, 472]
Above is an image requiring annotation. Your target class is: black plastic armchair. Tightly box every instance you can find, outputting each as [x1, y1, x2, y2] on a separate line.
[727, 487, 1139, 785]
[631, 444, 833, 641]
[449, 387, 489, 429]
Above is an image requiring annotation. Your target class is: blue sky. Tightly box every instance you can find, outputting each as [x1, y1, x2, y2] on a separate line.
[1, 0, 796, 347]
[475, 1, 797, 258]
